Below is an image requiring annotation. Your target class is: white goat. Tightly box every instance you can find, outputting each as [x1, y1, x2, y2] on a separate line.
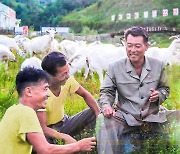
[0, 44, 16, 69]
[20, 57, 42, 71]
[170, 52, 180, 66]
[58, 39, 86, 59]
[88, 40, 102, 47]
[14, 35, 30, 47]
[0, 35, 24, 56]
[50, 39, 60, 52]
[69, 44, 127, 85]
[145, 38, 180, 66]
[22, 29, 57, 58]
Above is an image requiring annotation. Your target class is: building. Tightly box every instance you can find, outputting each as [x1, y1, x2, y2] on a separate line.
[0, 2, 17, 30]
[40, 26, 70, 35]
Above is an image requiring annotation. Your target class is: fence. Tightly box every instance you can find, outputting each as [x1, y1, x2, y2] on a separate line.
[110, 26, 180, 38]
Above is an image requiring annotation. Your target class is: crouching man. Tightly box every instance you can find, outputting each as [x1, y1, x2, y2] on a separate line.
[0, 67, 96, 154]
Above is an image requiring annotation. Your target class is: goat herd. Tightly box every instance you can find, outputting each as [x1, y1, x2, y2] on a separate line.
[0, 29, 180, 85]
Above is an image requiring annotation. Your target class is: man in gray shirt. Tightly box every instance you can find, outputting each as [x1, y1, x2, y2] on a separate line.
[96, 26, 179, 154]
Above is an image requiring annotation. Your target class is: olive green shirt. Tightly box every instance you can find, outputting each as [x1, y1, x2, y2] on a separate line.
[99, 56, 171, 126]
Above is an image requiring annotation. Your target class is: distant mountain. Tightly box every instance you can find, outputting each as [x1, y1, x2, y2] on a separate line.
[0, 0, 98, 30]
[0, 0, 179, 32]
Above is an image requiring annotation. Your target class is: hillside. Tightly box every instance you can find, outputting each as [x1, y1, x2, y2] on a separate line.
[61, 0, 180, 33]
[62, 0, 180, 22]
[1, 0, 179, 32]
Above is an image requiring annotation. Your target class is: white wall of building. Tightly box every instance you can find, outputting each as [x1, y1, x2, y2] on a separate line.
[40, 26, 70, 35]
[0, 2, 16, 30]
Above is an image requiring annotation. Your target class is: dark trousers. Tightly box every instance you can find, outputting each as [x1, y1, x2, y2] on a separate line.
[47, 108, 96, 143]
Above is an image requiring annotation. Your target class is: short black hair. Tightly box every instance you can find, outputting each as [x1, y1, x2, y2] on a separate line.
[41, 51, 67, 76]
[124, 26, 149, 43]
[16, 67, 49, 96]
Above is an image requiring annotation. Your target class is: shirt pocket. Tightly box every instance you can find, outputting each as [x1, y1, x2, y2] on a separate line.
[116, 79, 139, 98]
[143, 76, 160, 90]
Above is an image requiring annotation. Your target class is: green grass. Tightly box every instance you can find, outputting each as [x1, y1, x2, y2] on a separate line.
[164, 65, 180, 110]
[0, 36, 179, 153]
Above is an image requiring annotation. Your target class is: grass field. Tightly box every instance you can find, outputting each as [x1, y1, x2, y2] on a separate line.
[0, 40, 179, 153]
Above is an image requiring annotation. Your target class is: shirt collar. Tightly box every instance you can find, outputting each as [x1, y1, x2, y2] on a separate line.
[126, 56, 151, 73]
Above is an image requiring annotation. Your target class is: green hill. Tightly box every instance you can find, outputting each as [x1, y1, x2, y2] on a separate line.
[1, 0, 179, 32]
[1, 0, 98, 30]
[61, 0, 180, 33]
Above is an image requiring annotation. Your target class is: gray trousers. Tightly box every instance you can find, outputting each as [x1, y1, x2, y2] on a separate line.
[96, 111, 180, 154]
[47, 108, 96, 143]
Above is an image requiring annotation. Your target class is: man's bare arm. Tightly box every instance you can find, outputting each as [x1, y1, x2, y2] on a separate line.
[27, 133, 96, 154]
[76, 86, 100, 116]
[37, 111, 76, 144]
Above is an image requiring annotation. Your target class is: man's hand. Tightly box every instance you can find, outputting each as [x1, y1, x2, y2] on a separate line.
[77, 137, 96, 152]
[102, 106, 115, 118]
[149, 88, 159, 102]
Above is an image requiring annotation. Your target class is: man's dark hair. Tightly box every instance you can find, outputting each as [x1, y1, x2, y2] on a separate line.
[124, 26, 149, 43]
[16, 67, 49, 96]
[41, 51, 67, 76]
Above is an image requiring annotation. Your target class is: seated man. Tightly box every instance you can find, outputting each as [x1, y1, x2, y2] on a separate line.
[0, 67, 96, 154]
[96, 26, 180, 154]
[37, 51, 100, 143]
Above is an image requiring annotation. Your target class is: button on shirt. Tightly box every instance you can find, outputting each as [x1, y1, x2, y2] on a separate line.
[99, 57, 171, 126]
